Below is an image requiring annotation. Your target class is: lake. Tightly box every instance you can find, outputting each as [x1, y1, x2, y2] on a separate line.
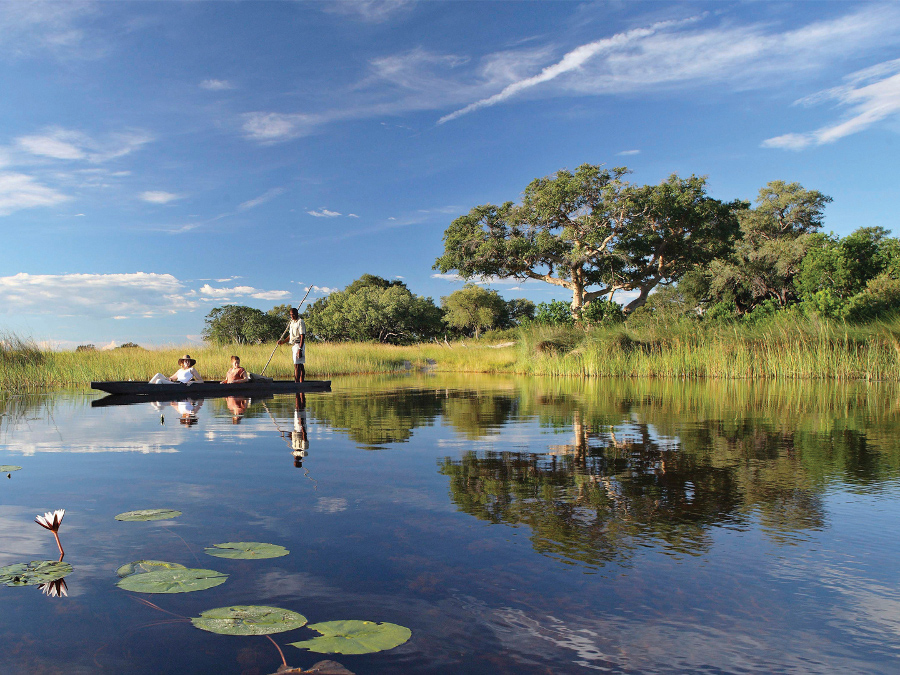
[1, 374, 899, 674]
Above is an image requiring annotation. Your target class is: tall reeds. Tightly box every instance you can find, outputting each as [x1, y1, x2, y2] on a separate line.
[1, 315, 899, 389]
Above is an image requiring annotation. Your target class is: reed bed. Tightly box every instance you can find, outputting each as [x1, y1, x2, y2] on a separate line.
[0, 339, 518, 390]
[516, 315, 900, 380]
[2, 315, 899, 390]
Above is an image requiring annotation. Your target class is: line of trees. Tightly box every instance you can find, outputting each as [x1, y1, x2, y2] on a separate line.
[434, 163, 900, 324]
[204, 162, 900, 345]
[202, 275, 537, 345]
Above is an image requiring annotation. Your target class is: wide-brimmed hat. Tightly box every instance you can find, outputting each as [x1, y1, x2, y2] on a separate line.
[178, 354, 197, 367]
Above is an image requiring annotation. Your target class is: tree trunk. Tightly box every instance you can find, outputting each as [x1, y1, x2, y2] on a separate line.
[570, 269, 585, 319]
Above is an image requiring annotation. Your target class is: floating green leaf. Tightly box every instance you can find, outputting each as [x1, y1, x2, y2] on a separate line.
[115, 509, 182, 521]
[289, 621, 411, 655]
[204, 542, 289, 560]
[192, 605, 308, 635]
[0, 466, 22, 472]
[117, 560, 187, 578]
[116, 567, 226, 593]
[0, 560, 73, 587]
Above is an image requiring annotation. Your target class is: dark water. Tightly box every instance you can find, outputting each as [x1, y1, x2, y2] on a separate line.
[2, 374, 900, 674]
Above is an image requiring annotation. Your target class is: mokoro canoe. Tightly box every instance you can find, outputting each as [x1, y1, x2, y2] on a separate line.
[90, 379, 331, 396]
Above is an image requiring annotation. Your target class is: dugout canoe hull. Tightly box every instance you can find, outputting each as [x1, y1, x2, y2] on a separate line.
[91, 379, 331, 397]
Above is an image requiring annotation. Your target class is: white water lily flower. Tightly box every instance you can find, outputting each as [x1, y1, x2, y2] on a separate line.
[38, 578, 68, 598]
[35, 509, 65, 532]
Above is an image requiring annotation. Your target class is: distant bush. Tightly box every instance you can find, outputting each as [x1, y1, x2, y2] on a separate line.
[75, 344, 96, 352]
[117, 342, 142, 349]
[534, 300, 574, 326]
[581, 298, 624, 327]
[846, 274, 900, 322]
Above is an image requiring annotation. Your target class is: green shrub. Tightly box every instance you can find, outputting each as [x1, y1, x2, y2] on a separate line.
[534, 300, 574, 326]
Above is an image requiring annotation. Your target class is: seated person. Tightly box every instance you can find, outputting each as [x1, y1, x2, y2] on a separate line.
[149, 355, 204, 384]
[221, 355, 249, 384]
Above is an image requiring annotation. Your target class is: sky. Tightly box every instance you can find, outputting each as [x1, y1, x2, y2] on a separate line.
[1, 0, 899, 348]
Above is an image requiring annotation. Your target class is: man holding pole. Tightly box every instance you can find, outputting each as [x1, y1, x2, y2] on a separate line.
[278, 308, 305, 382]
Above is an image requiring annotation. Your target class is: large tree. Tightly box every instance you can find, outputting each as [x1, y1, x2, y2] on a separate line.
[202, 305, 285, 345]
[441, 284, 507, 338]
[434, 164, 743, 316]
[303, 274, 443, 343]
[700, 181, 832, 311]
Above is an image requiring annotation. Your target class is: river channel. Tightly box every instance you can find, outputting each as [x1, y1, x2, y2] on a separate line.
[1, 374, 899, 674]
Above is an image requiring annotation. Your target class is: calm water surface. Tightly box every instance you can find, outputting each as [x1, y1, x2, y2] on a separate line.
[1, 374, 900, 674]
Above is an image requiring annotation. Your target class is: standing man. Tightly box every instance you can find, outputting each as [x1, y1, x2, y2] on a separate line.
[278, 307, 305, 382]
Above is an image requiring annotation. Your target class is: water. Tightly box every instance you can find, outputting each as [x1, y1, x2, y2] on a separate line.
[1, 374, 900, 674]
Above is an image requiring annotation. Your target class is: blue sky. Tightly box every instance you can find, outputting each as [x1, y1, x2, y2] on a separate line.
[1, 0, 899, 348]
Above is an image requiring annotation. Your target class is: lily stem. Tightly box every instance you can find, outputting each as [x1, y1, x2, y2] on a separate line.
[52, 531, 64, 560]
[265, 635, 287, 667]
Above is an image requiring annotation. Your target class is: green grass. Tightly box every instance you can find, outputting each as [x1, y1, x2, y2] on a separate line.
[2, 315, 900, 390]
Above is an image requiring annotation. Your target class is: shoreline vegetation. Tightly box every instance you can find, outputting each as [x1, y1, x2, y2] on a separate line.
[3, 314, 900, 390]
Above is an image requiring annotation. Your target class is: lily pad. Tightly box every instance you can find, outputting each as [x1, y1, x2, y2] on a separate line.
[0, 560, 73, 587]
[0, 466, 22, 472]
[115, 509, 182, 521]
[204, 542, 289, 560]
[117, 560, 187, 578]
[116, 567, 227, 593]
[192, 605, 308, 635]
[289, 620, 411, 655]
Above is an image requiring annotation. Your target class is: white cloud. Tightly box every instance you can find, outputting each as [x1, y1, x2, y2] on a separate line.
[763, 58, 900, 150]
[242, 112, 321, 142]
[438, 6, 900, 123]
[0, 172, 69, 216]
[307, 208, 342, 218]
[321, 0, 415, 23]
[312, 285, 338, 294]
[617, 149, 640, 156]
[17, 131, 84, 159]
[347, 213, 359, 218]
[239, 187, 284, 210]
[14, 127, 152, 163]
[431, 273, 466, 282]
[439, 18, 692, 124]
[140, 191, 180, 204]
[0, 1, 99, 58]
[200, 78, 235, 91]
[198, 284, 291, 301]
[0, 273, 195, 318]
[251, 290, 292, 300]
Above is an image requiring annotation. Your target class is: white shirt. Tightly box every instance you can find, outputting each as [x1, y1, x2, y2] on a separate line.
[288, 318, 306, 344]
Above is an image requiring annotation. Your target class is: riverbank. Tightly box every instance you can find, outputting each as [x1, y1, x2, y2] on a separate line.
[2, 316, 899, 389]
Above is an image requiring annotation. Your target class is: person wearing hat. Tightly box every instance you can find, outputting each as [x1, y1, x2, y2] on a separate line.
[149, 355, 204, 384]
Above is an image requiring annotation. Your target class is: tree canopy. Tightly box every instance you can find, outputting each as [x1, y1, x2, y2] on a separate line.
[202, 305, 287, 345]
[441, 284, 508, 338]
[434, 163, 744, 316]
[303, 274, 443, 343]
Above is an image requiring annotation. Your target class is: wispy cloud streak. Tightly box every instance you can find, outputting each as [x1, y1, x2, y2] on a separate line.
[439, 18, 695, 124]
[763, 58, 900, 150]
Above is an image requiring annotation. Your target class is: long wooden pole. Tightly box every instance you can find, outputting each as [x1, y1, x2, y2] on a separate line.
[260, 286, 312, 376]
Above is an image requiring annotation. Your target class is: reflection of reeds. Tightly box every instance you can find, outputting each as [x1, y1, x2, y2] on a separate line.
[3, 316, 900, 388]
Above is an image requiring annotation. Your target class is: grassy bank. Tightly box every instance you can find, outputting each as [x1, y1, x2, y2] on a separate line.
[515, 314, 900, 380]
[2, 315, 900, 389]
[0, 338, 518, 390]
